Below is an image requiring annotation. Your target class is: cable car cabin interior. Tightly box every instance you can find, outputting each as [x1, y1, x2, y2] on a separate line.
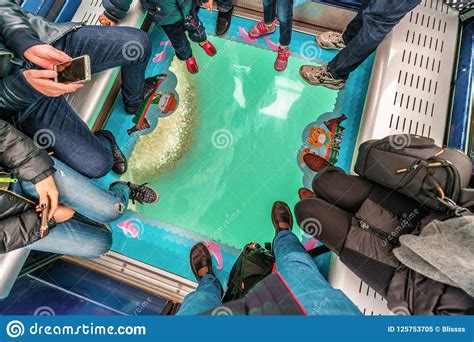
[0, 0, 472, 316]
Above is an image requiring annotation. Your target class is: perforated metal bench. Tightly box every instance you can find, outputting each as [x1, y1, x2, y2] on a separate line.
[327, 0, 461, 315]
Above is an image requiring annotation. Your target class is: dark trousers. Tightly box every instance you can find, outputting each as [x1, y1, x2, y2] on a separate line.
[161, 4, 207, 61]
[16, 26, 151, 178]
[216, 0, 233, 12]
[263, 0, 293, 46]
[328, 0, 421, 79]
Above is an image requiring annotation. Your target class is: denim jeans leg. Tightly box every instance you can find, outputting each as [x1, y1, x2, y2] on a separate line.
[17, 96, 113, 179]
[176, 275, 223, 315]
[162, 21, 193, 61]
[342, 0, 370, 43]
[25, 218, 112, 258]
[277, 0, 294, 46]
[20, 158, 130, 224]
[55, 26, 152, 109]
[273, 230, 361, 315]
[263, 0, 277, 24]
[184, 5, 208, 44]
[328, 0, 421, 79]
[216, 0, 233, 12]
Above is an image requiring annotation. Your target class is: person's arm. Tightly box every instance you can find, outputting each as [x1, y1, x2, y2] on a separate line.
[0, 208, 42, 254]
[0, 69, 43, 113]
[0, 0, 45, 58]
[102, 0, 134, 23]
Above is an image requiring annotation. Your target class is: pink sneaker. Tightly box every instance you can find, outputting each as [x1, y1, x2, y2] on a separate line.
[199, 40, 217, 57]
[274, 47, 290, 71]
[249, 20, 276, 39]
[185, 56, 199, 74]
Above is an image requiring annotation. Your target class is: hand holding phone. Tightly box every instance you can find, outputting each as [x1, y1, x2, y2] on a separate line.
[54, 55, 91, 84]
[39, 204, 49, 238]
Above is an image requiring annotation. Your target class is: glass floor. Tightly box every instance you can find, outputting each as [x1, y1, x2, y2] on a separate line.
[102, 11, 374, 283]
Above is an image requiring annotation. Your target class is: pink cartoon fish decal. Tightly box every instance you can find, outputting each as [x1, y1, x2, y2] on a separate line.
[304, 238, 318, 251]
[117, 219, 143, 239]
[205, 240, 224, 270]
[160, 41, 172, 46]
[239, 26, 256, 43]
[153, 50, 167, 63]
[263, 36, 279, 52]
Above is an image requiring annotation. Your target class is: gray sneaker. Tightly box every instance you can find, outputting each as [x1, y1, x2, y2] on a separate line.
[299, 65, 346, 90]
[316, 31, 346, 50]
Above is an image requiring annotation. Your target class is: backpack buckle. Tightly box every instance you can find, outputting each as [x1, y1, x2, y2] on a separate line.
[437, 197, 469, 216]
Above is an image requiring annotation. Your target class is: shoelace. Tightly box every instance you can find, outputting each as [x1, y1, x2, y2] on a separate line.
[258, 20, 271, 33]
[326, 32, 345, 47]
[277, 48, 289, 60]
[130, 183, 152, 204]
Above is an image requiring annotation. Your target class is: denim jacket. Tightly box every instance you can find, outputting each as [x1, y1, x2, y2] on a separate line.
[0, 0, 81, 115]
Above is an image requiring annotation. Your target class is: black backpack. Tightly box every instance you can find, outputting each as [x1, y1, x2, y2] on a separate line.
[223, 242, 275, 302]
[354, 134, 473, 214]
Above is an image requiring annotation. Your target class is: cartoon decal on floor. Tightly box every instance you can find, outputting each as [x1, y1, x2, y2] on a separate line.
[127, 73, 179, 135]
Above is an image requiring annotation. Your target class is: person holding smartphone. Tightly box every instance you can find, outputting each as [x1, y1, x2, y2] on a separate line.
[0, 1, 156, 179]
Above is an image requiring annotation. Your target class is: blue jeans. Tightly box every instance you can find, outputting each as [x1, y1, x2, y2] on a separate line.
[328, 0, 421, 79]
[14, 26, 151, 178]
[216, 0, 233, 12]
[20, 158, 130, 224]
[177, 231, 361, 315]
[263, 0, 293, 46]
[161, 3, 207, 61]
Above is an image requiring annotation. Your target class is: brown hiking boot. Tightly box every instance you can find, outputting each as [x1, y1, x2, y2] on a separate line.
[271, 201, 293, 236]
[303, 153, 333, 172]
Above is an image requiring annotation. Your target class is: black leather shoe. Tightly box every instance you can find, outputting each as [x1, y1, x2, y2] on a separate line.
[95, 130, 128, 174]
[271, 201, 293, 236]
[215, 6, 233, 36]
[190, 243, 215, 282]
[124, 77, 158, 114]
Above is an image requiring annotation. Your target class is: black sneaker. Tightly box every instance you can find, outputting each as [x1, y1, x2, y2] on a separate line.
[95, 130, 128, 174]
[111, 181, 159, 204]
[215, 6, 233, 36]
[124, 77, 159, 114]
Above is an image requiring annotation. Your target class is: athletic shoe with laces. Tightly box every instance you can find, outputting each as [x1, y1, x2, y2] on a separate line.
[274, 47, 290, 71]
[299, 65, 346, 90]
[111, 181, 159, 204]
[249, 20, 276, 39]
[316, 31, 346, 50]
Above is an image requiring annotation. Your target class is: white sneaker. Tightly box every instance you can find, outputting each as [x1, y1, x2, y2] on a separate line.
[316, 31, 346, 50]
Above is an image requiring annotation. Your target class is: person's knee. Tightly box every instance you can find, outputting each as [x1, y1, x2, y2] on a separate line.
[122, 28, 152, 63]
[88, 228, 113, 258]
[294, 198, 321, 227]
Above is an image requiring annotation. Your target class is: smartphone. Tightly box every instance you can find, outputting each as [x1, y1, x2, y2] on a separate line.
[39, 205, 49, 238]
[54, 55, 91, 84]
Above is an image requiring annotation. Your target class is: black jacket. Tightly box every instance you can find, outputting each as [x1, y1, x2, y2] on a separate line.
[0, 0, 80, 115]
[0, 119, 55, 254]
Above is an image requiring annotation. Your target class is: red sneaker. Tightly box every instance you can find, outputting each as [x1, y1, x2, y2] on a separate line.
[249, 20, 276, 39]
[185, 56, 199, 74]
[274, 47, 290, 71]
[199, 40, 217, 56]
